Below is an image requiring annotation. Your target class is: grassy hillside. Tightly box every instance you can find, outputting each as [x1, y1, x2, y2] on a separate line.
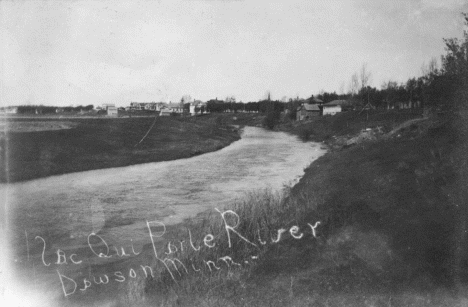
[138, 110, 468, 306]
[1, 115, 240, 183]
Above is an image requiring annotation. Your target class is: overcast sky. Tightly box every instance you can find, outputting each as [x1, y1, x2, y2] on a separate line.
[1, 0, 467, 107]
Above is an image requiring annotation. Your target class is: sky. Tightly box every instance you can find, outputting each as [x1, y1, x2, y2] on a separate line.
[1, 0, 467, 107]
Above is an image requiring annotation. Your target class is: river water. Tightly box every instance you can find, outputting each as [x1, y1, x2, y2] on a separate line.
[1, 126, 326, 306]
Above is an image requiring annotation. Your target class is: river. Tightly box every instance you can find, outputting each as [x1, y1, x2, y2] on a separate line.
[1, 126, 326, 306]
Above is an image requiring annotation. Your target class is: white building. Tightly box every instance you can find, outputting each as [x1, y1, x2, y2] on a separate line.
[321, 102, 342, 116]
[107, 106, 118, 116]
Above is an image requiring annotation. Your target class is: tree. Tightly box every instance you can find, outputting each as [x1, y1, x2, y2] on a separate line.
[442, 13, 468, 291]
[349, 72, 359, 96]
[359, 63, 372, 90]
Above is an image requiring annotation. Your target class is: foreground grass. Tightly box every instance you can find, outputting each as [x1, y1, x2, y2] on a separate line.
[138, 110, 468, 306]
[1, 115, 240, 183]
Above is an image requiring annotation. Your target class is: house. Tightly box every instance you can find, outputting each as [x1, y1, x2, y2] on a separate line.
[160, 107, 173, 116]
[107, 106, 118, 117]
[155, 102, 167, 111]
[296, 103, 321, 120]
[144, 103, 156, 111]
[321, 101, 342, 116]
[189, 100, 206, 116]
[166, 103, 184, 114]
[102, 103, 116, 109]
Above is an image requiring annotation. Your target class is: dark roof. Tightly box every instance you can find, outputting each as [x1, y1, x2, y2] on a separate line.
[306, 97, 323, 104]
[303, 104, 320, 111]
[324, 100, 349, 106]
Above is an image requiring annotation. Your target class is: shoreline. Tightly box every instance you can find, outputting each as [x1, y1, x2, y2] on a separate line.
[2, 116, 241, 183]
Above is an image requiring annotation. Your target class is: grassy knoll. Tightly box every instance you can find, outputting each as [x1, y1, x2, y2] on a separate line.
[1, 115, 240, 183]
[139, 110, 468, 306]
[280, 109, 424, 143]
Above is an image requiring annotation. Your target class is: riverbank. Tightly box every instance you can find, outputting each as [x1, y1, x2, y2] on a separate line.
[1, 115, 240, 183]
[138, 110, 468, 306]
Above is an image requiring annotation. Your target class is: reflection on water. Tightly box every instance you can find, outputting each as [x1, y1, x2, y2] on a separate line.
[2, 126, 326, 305]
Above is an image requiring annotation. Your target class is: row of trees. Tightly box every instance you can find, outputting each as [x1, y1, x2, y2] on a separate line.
[7, 105, 94, 114]
[205, 99, 285, 114]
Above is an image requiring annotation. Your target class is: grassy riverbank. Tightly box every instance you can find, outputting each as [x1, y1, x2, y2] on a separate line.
[1, 115, 240, 183]
[139, 110, 468, 306]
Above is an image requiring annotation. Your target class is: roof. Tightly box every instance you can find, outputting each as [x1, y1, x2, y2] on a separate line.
[303, 104, 320, 111]
[167, 103, 183, 108]
[324, 100, 349, 106]
[306, 97, 323, 104]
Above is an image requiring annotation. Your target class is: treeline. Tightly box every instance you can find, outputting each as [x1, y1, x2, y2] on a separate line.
[316, 15, 467, 112]
[8, 105, 94, 114]
[206, 99, 285, 114]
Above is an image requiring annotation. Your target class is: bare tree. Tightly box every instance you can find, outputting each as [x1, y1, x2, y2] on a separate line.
[359, 63, 372, 90]
[421, 57, 438, 76]
[339, 81, 345, 95]
[225, 95, 236, 103]
[349, 72, 359, 96]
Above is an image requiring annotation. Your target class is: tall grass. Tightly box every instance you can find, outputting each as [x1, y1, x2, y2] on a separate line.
[144, 186, 324, 305]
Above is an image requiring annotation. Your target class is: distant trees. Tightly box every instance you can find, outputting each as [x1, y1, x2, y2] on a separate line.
[13, 104, 94, 114]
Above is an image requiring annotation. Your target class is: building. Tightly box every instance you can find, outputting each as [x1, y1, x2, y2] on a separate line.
[321, 102, 342, 116]
[3, 107, 18, 114]
[166, 103, 184, 114]
[296, 103, 321, 120]
[102, 103, 116, 109]
[160, 107, 173, 116]
[107, 106, 118, 116]
[189, 100, 206, 116]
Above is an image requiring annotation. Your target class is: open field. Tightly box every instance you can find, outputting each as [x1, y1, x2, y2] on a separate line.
[0, 115, 240, 183]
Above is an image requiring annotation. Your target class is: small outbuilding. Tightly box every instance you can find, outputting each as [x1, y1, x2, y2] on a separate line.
[296, 103, 321, 120]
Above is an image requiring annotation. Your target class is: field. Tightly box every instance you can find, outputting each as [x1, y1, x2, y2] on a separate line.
[0, 115, 240, 183]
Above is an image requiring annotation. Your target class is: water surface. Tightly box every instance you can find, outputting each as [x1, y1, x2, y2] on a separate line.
[2, 126, 326, 305]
